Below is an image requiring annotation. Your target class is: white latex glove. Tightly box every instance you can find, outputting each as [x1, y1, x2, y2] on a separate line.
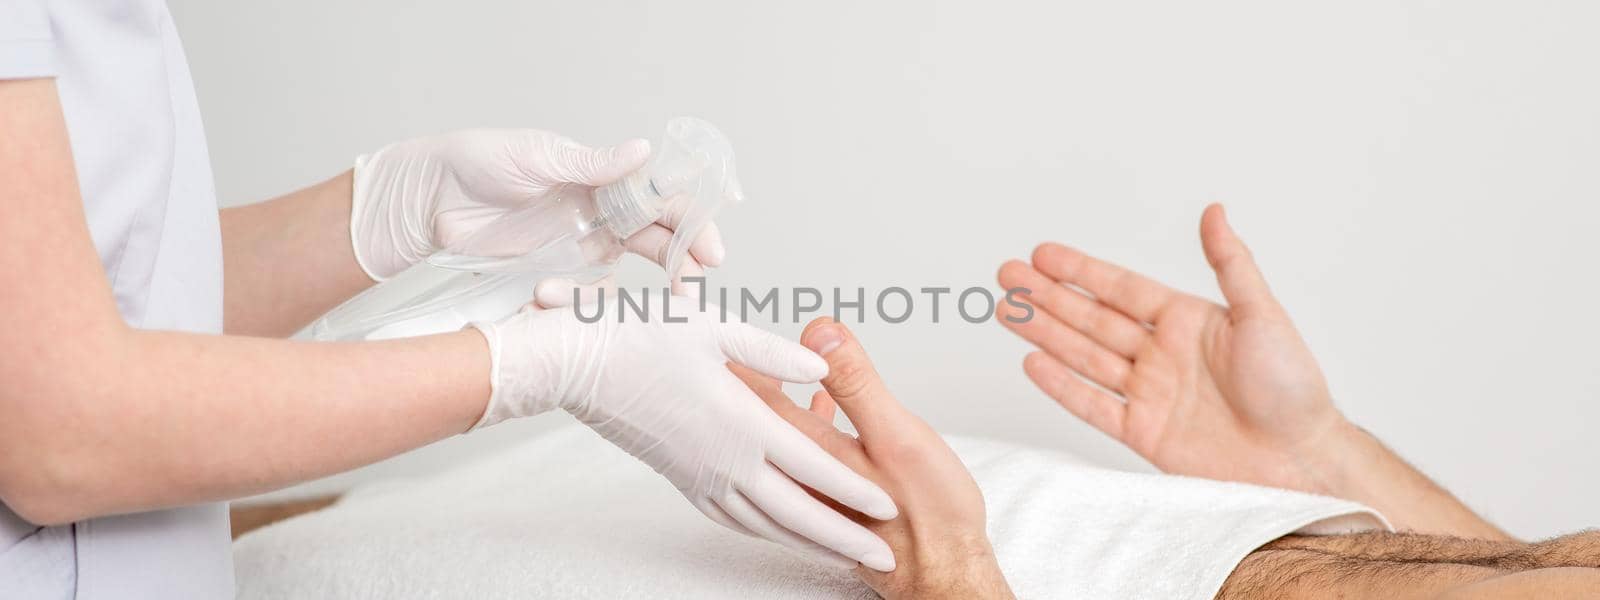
[469, 295, 899, 571]
[348, 129, 725, 287]
[530, 276, 616, 310]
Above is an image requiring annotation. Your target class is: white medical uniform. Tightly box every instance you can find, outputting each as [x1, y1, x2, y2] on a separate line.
[0, 0, 232, 597]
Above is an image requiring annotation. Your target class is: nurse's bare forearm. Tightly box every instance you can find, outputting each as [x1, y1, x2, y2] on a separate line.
[220, 171, 372, 337]
[2, 328, 489, 525]
[0, 78, 490, 525]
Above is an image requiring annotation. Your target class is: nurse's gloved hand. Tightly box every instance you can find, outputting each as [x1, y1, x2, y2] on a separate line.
[468, 295, 899, 571]
[347, 129, 725, 286]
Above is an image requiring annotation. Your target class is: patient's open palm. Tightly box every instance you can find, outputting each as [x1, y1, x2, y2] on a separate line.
[998, 205, 1347, 493]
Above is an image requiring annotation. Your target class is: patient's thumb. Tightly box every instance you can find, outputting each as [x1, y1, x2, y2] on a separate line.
[1200, 204, 1282, 320]
[800, 319, 904, 436]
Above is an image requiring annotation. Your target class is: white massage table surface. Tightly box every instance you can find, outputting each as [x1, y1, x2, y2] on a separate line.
[235, 424, 1382, 599]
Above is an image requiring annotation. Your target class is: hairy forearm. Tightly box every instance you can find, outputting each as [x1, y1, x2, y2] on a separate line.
[1265, 531, 1600, 571]
[221, 170, 371, 337]
[1, 327, 488, 525]
[898, 571, 1014, 600]
[1219, 545, 1504, 600]
[1222, 531, 1600, 599]
[1304, 423, 1510, 541]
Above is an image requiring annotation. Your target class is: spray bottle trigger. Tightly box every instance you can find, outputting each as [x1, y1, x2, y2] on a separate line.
[655, 117, 741, 279]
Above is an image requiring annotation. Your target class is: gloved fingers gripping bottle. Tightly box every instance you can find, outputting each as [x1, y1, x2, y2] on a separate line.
[309, 117, 742, 341]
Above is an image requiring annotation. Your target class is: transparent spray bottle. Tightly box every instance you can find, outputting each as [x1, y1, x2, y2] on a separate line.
[308, 117, 742, 341]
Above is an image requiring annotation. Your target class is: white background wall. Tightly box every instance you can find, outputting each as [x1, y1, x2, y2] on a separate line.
[169, 0, 1600, 539]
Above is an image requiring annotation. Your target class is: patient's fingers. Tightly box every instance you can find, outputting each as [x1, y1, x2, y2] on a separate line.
[999, 298, 1132, 392]
[723, 362, 893, 521]
[998, 260, 1150, 358]
[726, 362, 864, 473]
[763, 409, 897, 521]
[1023, 351, 1127, 439]
[726, 362, 783, 397]
[714, 492, 856, 569]
[742, 465, 896, 572]
[810, 391, 838, 422]
[1031, 243, 1175, 324]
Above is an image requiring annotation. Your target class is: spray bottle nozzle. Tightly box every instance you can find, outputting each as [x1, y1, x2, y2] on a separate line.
[595, 117, 742, 276]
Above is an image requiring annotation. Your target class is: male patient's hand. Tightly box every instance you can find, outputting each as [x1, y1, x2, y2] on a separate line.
[996, 204, 1354, 496]
[727, 318, 1014, 600]
[996, 204, 1511, 541]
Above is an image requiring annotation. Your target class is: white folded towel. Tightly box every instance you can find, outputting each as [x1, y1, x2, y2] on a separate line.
[235, 423, 1386, 599]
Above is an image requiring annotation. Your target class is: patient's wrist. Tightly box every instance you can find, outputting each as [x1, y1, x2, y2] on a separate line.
[1297, 419, 1438, 526]
[885, 538, 1012, 600]
[1298, 421, 1510, 540]
[930, 557, 1012, 600]
[1295, 418, 1375, 500]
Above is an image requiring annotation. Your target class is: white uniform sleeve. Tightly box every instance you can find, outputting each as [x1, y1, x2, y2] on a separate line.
[0, 0, 54, 79]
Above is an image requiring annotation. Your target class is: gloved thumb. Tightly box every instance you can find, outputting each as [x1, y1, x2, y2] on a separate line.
[552, 138, 652, 186]
[531, 276, 616, 310]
